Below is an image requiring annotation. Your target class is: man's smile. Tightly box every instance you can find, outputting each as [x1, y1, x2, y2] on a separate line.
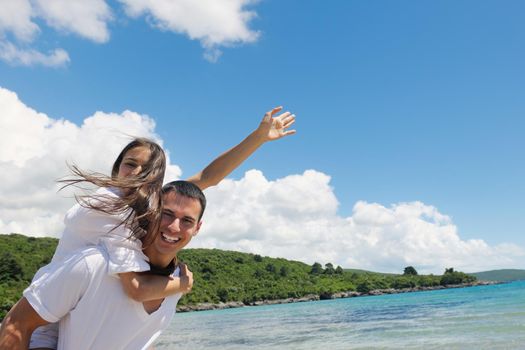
[161, 232, 181, 244]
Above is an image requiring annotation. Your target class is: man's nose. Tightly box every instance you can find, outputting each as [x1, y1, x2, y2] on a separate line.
[167, 218, 181, 232]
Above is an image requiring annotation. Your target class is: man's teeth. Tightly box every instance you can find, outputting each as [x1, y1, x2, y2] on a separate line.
[161, 233, 181, 243]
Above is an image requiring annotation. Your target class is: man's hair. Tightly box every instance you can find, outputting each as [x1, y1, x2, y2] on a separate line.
[162, 180, 206, 220]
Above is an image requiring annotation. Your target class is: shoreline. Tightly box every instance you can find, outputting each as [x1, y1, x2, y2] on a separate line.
[176, 281, 499, 313]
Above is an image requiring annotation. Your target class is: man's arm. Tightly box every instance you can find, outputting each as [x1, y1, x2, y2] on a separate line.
[1, 250, 94, 349]
[187, 106, 296, 190]
[0, 298, 49, 349]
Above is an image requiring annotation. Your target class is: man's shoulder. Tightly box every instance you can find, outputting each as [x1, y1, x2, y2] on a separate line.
[60, 245, 110, 273]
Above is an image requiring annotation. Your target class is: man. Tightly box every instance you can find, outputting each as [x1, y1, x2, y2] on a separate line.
[0, 180, 205, 349]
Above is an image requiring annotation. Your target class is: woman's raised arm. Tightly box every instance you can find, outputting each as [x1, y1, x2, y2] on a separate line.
[187, 106, 296, 190]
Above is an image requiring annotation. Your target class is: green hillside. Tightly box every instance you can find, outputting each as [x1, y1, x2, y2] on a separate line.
[470, 269, 525, 282]
[0, 234, 58, 319]
[0, 234, 477, 320]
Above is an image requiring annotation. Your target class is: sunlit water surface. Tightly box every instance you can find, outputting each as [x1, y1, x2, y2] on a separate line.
[155, 280, 525, 349]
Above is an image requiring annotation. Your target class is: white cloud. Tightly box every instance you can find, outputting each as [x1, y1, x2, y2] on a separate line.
[203, 48, 223, 63]
[0, 0, 260, 66]
[0, 86, 181, 237]
[0, 41, 69, 67]
[1, 86, 523, 273]
[119, 0, 260, 60]
[32, 0, 113, 43]
[119, 0, 259, 46]
[198, 172, 525, 274]
[0, 0, 113, 67]
[0, 0, 39, 42]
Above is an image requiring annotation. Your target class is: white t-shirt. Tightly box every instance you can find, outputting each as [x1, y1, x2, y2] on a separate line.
[29, 187, 152, 348]
[52, 187, 150, 274]
[24, 245, 181, 350]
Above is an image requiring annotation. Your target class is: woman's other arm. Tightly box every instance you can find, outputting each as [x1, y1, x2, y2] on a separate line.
[118, 265, 193, 302]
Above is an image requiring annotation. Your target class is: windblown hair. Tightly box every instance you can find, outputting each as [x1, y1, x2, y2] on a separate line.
[60, 138, 166, 248]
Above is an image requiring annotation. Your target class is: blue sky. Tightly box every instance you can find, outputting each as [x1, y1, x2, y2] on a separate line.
[1, 0, 524, 272]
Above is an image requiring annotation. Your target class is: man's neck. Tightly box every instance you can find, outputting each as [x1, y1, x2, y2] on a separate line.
[148, 259, 176, 276]
[147, 256, 172, 268]
[143, 246, 176, 269]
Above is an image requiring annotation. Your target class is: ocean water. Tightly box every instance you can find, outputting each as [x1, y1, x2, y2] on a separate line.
[155, 281, 525, 349]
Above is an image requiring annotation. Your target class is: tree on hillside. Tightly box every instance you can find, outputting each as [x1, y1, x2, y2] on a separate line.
[279, 266, 290, 277]
[217, 288, 229, 303]
[324, 263, 335, 275]
[356, 281, 371, 294]
[335, 266, 344, 274]
[403, 266, 418, 276]
[392, 277, 416, 289]
[440, 268, 476, 286]
[0, 252, 23, 282]
[266, 263, 276, 273]
[310, 262, 323, 275]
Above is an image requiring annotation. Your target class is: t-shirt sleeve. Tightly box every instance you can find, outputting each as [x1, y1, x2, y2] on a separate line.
[23, 253, 93, 323]
[98, 235, 150, 275]
[91, 200, 151, 275]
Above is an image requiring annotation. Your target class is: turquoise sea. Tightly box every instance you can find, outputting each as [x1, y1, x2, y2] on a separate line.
[155, 281, 525, 349]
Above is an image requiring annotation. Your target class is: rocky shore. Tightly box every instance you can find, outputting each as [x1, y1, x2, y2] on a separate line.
[176, 281, 499, 313]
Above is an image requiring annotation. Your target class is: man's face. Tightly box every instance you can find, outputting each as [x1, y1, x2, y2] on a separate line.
[144, 191, 202, 267]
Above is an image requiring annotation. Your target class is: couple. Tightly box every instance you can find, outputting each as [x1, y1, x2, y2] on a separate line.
[0, 107, 296, 349]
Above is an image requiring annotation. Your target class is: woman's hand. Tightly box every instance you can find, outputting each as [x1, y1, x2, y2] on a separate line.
[179, 263, 193, 294]
[256, 106, 296, 142]
[186, 105, 297, 190]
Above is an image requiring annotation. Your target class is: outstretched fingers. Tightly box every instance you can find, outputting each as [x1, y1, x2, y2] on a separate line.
[280, 114, 296, 128]
[275, 112, 296, 136]
[263, 106, 283, 123]
[269, 106, 283, 116]
[258, 106, 297, 141]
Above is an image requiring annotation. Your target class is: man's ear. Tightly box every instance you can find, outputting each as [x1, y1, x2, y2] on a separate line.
[193, 221, 202, 236]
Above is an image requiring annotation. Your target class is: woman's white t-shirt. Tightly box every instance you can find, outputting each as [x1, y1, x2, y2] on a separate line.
[51, 187, 150, 274]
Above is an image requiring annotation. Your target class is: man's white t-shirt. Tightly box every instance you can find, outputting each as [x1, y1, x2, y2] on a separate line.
[24, 245, 181, 350]
[30, 187, 153, 348]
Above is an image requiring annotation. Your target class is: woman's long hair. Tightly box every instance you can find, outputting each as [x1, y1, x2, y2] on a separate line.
[60, 138, 166, 248]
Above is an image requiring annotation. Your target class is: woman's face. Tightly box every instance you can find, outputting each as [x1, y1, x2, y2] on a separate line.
[117, 146, 152, 179]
